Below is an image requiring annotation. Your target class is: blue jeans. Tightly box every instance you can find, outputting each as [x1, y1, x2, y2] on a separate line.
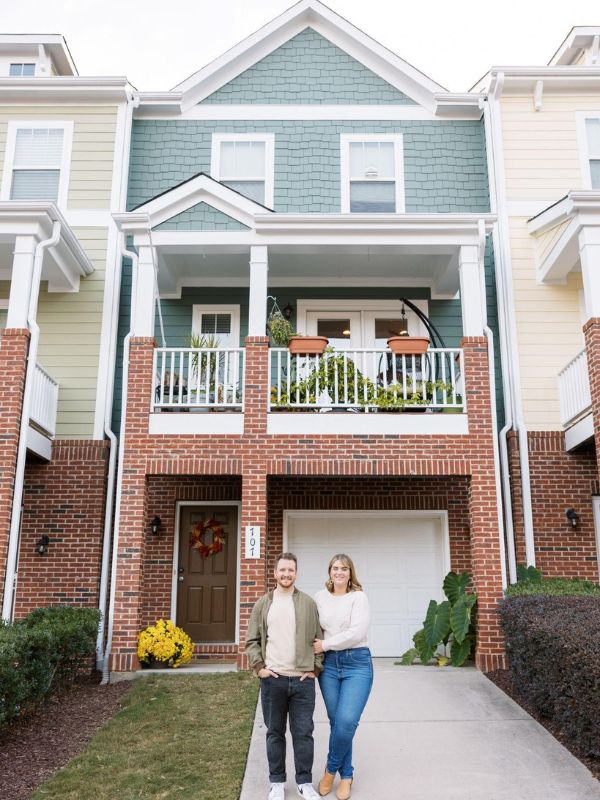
[318, 648, 373, 779]
[260, 675, 316, 784]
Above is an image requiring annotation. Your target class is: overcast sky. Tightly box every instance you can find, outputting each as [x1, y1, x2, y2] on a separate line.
[1, 0, 599, 92]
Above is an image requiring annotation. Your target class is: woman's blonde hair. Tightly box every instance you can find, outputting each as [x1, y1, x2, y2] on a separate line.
[325, 553, 363, 593]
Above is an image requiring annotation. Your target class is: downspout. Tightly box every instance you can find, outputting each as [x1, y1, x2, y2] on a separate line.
[100, 233, 139, 683]
[478, 220, 508, 591]
[2, 221, 61, 621]
[95, 92, 139, 669]
[486, 74, 536, 568]
[480, 88, 518, 583]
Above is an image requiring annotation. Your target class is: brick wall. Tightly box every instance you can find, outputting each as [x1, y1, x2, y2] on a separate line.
[507, 431, 598, 579]
[14, 440, 110, 616]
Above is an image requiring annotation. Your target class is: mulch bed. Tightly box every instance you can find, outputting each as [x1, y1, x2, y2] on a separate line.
[486, 668, 600, 782]
[0, 675, 131, 800]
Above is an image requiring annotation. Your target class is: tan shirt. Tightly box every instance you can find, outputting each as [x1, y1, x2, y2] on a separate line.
[265, 588, 302, 676]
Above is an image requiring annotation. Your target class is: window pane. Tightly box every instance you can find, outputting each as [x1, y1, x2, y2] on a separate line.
[9, 64, 22, 76]
[10, 170, 60, 200]
[317, 319, 352, 339]
[223, 180, 265, 204]
[220, 140, 265, 178]
[590, 160, 600, 189]
[350, 181, 395, 212]
[375, 318, 408, 345]
[14, 128, 63, 166]
[349, 141, 394, 178]
[22, 64, 35, 76]
[586, 119, 600, 157]
[200, 313, 232, 346]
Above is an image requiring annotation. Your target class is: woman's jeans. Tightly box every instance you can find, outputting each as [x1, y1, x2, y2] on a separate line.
[318, 648, 373, 779]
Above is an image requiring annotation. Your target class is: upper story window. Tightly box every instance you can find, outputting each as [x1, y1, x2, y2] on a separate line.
[584, 118, 600, 189]
[340, 135, 405, 213]
[9, 63, 36, 76]
[0, 121, 73, 206]
[211, 133, 274, 207]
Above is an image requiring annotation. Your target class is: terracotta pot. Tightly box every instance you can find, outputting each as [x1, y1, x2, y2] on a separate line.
[387, 336, 429, 355]
[287, 336, 329, 355]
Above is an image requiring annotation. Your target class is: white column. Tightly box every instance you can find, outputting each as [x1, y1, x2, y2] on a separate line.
[248, 245, 269, 336]
[578, 227, 600, 320]
[6, 236, 37, 328]
[459, 244, 485, 336]
[132, 244, 156, 337]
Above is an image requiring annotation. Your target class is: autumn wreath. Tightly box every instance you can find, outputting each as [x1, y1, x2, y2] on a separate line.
[190, 518, 225, 559]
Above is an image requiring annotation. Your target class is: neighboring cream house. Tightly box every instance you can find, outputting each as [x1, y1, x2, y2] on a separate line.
[477, 27, 600, 582]
[0, 35, 132, 631]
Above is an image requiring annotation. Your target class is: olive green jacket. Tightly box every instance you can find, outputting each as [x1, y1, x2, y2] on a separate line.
[245, 588, 324, 675]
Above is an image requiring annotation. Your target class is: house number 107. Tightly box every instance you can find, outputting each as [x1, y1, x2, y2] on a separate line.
[245, 526, 260, 559]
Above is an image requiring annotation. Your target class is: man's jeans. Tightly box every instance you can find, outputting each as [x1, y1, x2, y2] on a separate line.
[260, 675, 316, 784]
[318, 648, 373, 779]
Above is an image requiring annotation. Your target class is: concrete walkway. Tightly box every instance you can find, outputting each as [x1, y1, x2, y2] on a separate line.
[240, 660, 600, 800]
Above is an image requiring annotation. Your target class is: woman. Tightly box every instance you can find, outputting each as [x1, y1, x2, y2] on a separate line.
[313, 554, 373, 800]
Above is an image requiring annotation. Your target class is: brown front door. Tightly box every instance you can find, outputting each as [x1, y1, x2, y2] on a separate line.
[177, 506, 238, 642]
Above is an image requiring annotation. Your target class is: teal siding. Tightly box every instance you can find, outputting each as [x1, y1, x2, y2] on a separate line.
[155, 201, 249, 231]
[202, 28, 416, 105]
[128, 119, 489, 213]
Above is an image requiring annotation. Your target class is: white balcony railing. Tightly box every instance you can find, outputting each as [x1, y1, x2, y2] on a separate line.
[558, 349, 591, 428]
[269, 348, 465, 412]
[29, 363, 59, 436]
[153, 348, 244, 410]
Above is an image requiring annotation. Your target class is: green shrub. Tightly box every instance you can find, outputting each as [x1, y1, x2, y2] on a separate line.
[0, 605, 100, 727]
[506, 577, 600, 597]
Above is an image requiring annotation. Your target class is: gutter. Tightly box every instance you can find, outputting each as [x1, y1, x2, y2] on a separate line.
[1, 222, 61, 620]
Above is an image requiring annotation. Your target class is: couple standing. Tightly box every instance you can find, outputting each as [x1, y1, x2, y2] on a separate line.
[246, 552, 373, 800]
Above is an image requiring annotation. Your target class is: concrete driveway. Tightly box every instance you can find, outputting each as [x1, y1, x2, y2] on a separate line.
[240, 660, 600, 800]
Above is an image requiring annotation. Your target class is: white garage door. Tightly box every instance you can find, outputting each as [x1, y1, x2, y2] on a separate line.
[287, 512, 449, 657]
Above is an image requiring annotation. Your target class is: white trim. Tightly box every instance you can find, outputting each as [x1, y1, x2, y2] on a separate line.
[267, 412, 467, 435]
[576, 110, 600, 190]
[1, 120, 73, 209]
[593, 495, 600, 583]
[211, 133, 274, 208]
[64, 209, 112, 228]
[340, 134, 404, 214]
[154, 105, 439, 121]
[296, 298, 428, 340]
[26, 424, 52, 461]
[282, 509, 451, 580]
[564, 411, 594, 452]
[191, 303, 241, 347]
[171, 501, 242, 644]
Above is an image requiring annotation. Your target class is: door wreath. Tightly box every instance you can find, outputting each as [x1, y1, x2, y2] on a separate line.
[190, 518, 225, 558]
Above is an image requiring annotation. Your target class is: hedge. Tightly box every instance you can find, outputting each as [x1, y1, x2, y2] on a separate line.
[0, 605, 101, 727]
[499, 595, 600, 757]
[506, 577, 600, 597]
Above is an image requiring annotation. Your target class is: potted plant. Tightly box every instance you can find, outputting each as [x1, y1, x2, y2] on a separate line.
[137, 618, 193, 669]
[189, 332, 223, 406]
[267, 298, 328, 355]
[387, 335, 430, 355]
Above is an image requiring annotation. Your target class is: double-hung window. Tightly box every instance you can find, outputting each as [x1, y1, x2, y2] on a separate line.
[583, 117, 600, 189]
[340, 134, 404, 213]
[1, 121, 73, 206]
[211, 133, 274, 207]
[9, 63, 36, 76]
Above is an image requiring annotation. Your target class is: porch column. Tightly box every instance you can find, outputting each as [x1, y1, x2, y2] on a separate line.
[459, 245, 485, 336]
[132, 244, 156, 338]
[238, 471, 268, 669]
[579, 228, 600, 483]
[6, 236, 36, 329]
[248, 245, 268, 337]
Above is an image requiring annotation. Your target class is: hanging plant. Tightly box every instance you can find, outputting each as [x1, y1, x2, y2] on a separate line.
[267, 297, 296, 346]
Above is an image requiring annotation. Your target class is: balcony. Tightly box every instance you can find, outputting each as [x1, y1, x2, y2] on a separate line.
[558, 349, 593, 450]
[27, 363, 59, 459]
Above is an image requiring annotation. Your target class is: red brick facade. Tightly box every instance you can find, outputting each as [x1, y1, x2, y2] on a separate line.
[109, 334, 506, 674]
[14, 440, 110, 616]
[0, 329, 30, 612]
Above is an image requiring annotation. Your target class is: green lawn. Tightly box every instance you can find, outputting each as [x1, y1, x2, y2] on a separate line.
[31, 673, 259, 800]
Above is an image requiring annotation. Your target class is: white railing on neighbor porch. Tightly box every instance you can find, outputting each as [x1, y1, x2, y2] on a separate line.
[558, 348, 592, 428]
[153, 348, 244, 410]
[269, 348, 465, 412]
[29, 363, 59, 436]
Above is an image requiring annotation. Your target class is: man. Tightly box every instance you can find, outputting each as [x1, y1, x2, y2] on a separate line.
[246, 552, 323, 800]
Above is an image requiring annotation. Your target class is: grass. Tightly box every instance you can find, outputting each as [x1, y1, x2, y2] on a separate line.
[31, 672, 259, 800]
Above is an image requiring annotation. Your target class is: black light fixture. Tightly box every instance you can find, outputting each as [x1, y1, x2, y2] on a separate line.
[397, 303, 409, 336]
[565, 508, 579, 528]
[282, 303, 294, 321]
[36, 535, 50, 555]
[150, 516, 162, 536]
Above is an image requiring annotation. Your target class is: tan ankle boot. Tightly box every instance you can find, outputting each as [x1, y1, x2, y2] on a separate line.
[318, 771, 335, 796]
[336, 778, 353, 800]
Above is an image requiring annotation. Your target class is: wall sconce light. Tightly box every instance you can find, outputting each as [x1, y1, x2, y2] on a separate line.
[150, 516, 162, 536]
[36, 535, 50, 555]
[565, 508, 579, 528]
[282, 303, 294, 321]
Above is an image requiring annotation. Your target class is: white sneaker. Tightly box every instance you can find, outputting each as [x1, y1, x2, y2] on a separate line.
[269, 783, 285, 800]
[297, 784, 320, 800]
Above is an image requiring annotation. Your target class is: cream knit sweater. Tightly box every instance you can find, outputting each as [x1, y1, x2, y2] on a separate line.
[315, 589, 370, 651]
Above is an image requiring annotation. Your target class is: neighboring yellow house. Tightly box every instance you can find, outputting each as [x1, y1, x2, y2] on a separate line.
[0, 35, 133, 626]
[477, 27, 600, 582]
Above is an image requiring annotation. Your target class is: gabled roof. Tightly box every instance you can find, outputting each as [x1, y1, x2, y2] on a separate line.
[549, 26, 600, 66]
[168, 0, 451, 114]
[0, 34, 77, 76]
